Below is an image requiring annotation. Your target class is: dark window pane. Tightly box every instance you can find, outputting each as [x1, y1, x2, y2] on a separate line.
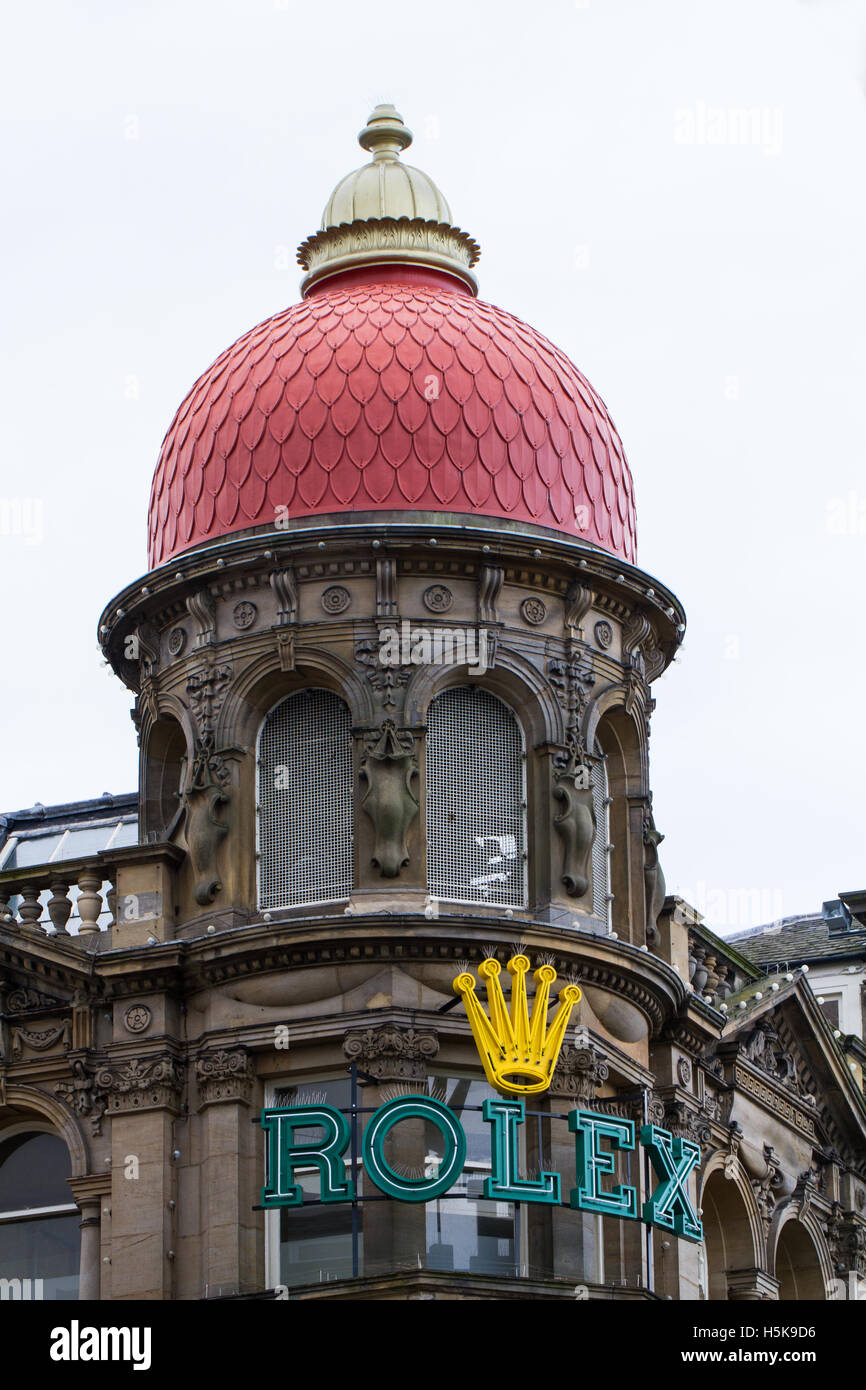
[0, 1134, 72, 1210]
[0, 1213, 80, 1299]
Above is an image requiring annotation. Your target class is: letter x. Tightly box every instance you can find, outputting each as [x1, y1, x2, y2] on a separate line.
[640, 1124, 702, 1242]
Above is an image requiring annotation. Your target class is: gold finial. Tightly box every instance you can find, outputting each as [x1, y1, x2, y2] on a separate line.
[358, 104, 413, 161]
[297, 104, 480, 297]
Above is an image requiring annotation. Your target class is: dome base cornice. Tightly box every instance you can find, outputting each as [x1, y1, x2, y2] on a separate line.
[298, 217, 480, 296]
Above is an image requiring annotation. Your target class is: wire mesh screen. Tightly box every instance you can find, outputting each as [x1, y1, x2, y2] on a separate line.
[426, 687, 526, 908]
[258, 690, 354, 909]
[590, 754, 609, 924]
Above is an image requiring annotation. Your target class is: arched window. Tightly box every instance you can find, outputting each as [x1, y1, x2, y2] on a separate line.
[0, 1129, 80, 1299]
[590, 750, 611, 925]
[258, 689, 354, 909]
[426, 687, 526, 908]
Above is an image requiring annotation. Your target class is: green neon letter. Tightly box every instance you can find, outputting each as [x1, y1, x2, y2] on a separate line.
[260, 1105, 353, 1209]
[482, 1098, 560, 1204]
[568, 1109, 638, 1219]
[363, 1096, 466, 1202]
[640, 1124, 703, 1242]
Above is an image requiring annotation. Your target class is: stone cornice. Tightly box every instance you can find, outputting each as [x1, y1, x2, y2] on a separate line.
[98, 519, 685, 692]
[0, 917, 689, 1041]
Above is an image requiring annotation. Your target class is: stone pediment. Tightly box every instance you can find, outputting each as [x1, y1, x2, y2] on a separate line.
[718, 982, 866, 1174]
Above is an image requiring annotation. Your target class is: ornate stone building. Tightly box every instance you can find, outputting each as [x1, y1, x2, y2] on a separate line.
[1, 106, 864, 1302]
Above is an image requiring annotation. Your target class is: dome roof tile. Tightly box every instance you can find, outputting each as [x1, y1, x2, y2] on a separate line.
[147, 283, 637, 567]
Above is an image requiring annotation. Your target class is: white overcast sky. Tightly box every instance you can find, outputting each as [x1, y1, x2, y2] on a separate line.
[1, 0, 864, 931]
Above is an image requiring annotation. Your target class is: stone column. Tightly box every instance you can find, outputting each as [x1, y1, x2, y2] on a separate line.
[727, 1267, 780, 1300]
[67, 1175, 111, 1301]
[105, 1052, 183, 1300]
[547, 1044, 610, 1286]
[342, 1024, 439, 1277]
[195, 1047, 257, 1298]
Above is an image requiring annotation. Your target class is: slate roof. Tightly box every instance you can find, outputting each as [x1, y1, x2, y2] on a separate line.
[730, 912, 866, 967]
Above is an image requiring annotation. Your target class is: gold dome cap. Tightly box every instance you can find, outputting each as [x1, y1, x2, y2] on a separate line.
[298, 104, 480, 296]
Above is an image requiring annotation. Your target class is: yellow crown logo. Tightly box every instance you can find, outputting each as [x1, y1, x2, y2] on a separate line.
[452, 954, 582, 1096]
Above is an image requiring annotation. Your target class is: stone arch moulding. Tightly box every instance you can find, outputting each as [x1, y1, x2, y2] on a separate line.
[404, 645, 566, 748]
[139, 697, 195, 841]
[586, 688, 649, 795]
[216, 646, 375, 748]
[699, 1150, 767, 1274]
[2, 1085, 90, 1178]
[769, 1203, 835, 1298]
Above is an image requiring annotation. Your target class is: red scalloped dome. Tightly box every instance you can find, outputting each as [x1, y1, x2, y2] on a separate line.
[147, 274, 637, 569]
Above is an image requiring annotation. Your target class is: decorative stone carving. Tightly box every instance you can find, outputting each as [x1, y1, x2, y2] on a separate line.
[747, 1143, 785, 1230]
[232, 600, 257, 630]
[550, 1044, 609, 1101]
[183, 663, 236, 904]
[564, 581, 592, 636]
[423, 583, 453, 613]
[270, 567, 298, 625]
[100, 1054, 184, 1116]
[136, 621, 160, 681]
[548, 649, 596, 766]
[826, 1207, 866, 1277]
[5, 987, 67, 1013]
[355, 638, 411, 710]
[643, 805, 665, 946]
[376, 557, 398, 617]
[11, 1022, 70, 1056]
[55, 1058, 112, 1137]
[343, 1025, 439, 1083]
[478, 564, 503, 623]
[182, 735, 232, 905]
[186, 663, 232, 737]
[195, 1047, 254, 1106]
[663, 1097, 712, 1151]
[359, 723, 419, 878]
[743, 1021, 799, 1092]
[274, 629, 295, 671]
[321, 584, 351, 614]
[677, 1057, 692, 1087]
[123, 1005, 152, 1034]
[594, 620, 614, 649]
[187, 587, 217, 647]
[520, 596, 547, 626]
[552, 769, 596, 898]
[167, 626, 187, 657]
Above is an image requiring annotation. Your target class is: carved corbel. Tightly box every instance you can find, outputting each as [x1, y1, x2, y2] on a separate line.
[564, 580, 593, 637]
[187, 587, 217, 647]
[181, 734, 237, 905]
[478, 565, 503, 624]
[343, 1025, 439, 1083]
[622, 612, 652, 675]
[359, 723, 419, 878]
[552, 759, 596, 898]
[376, 557, 398, 618]
[550, 1043, 609, 1101]
[643, 803, 665, 946]
[270, 567, 298, 626]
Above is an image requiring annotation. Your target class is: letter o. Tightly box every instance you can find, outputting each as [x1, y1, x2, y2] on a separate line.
[363, 1096, 466, 1202]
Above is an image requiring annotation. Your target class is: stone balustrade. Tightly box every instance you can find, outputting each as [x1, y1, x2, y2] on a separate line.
[0, 855, 117, 938]
[0, 842, 184, 946]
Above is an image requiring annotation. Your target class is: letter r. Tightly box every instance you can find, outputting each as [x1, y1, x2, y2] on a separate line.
[260, 1105, 353, 1207]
